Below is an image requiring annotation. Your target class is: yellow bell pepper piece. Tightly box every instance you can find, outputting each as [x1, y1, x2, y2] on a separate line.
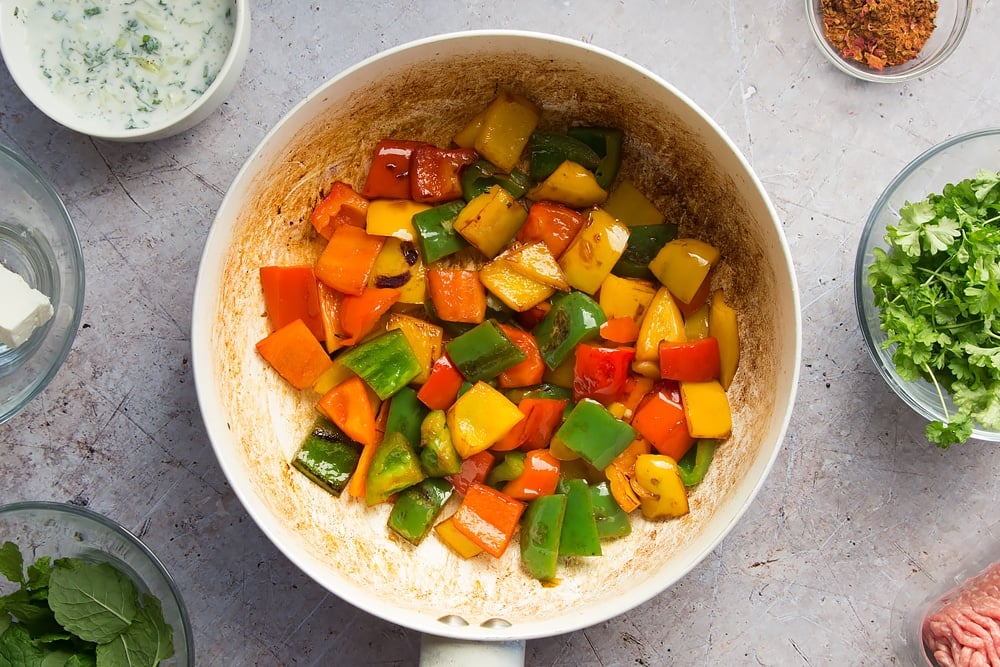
[478, 258, 555, 312]
[684, 302, 711, 341]
[633, 454, 689, 519]
[454, 185, 528, 258]
[598, 274, 657, 325]
[446, 381, 525, 458]
[527, 160, 608, 209]
[603, 181, 665, 227]
[311, 360, 354, 395]
[365, 199, 431, 241]
[434, 516, 483, 558]
[648, 238, 721, 304]
[604, 464, 640, 513]
[467, 90, 541, 172]
[453, 107, 487, 149]
[632, 286, 685, 378]
[679, 380, 732, 439]
[708, 290, 740, 390]
[368, 237, 427, 304]
[386, 313, 442, 385]
[498, 241, 569, 291]
[558, 209, 630, 295]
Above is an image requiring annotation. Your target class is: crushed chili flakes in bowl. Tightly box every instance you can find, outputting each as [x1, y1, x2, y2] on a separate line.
[821, 0, 938, 70]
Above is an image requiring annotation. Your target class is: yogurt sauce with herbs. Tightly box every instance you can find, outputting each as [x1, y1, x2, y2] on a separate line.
[18, 0, 235, 132]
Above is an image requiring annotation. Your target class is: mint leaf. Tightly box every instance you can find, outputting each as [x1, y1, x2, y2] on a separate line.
[48, 560, 137, 644]
[0, 623, 46, 667]
[0, 543, 24, 586]
[26, 557, 52, 594]
[64, 655, 97, 667]
[94, 597, 162, 667]
[140, 594, 174, 663]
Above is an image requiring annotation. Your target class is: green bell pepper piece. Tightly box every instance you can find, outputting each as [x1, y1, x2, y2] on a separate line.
[412, 200, 469, 264]
[567, 126, 624, 190]
[365, 431, 426, 506]
[485, 451, 526, 488]
[291, 417, 363, 496]
[387, 477, 454, 545]
[385, 386, 428, 449]
[552, 399, 636, 470]
[532, 292, 606, 370]
[504, 383, 574, 404]
[557, 478, 602, 557]
[589, 480, 631, 539]
[677, 439, 717, 486]
[339, 329, 422, 400]
[611, 223, 678, 280]
[527, 132, 601, 182]
[461, 159, 532, 201]
[444, 320, 526, 382]
[419, 409, 462, 477]
[520, 493, 567, 581]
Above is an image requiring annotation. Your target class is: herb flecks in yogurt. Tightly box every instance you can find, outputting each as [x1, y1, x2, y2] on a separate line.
[22, 0, 235, 132]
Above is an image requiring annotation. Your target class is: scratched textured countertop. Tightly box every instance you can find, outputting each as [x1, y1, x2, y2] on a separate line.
[2, 2, 999, 665]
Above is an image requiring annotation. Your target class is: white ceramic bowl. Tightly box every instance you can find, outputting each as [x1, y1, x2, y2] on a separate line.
[192, 30, 801, 656]
[0, 0, 250, 142]
[805, 0, 971, 83]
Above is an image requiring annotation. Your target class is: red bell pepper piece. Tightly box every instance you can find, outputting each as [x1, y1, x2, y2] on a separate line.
[339, 287, 402, 345]
[630, 380, 694, 461]
[451, 482, 526, 558]
[360, 139, 429, 200]
[309, 181, 369, 239]
[503, 449, 561, 500]
[514, 301, 551, 330]
[492, 397, 568, 452]
[417, 354, 464, 410]
[658, 337, 721, 382]
[259, 265, 325, 341]
[446, 450, 495, 496]
[517, 200, 587, 258]
[410, 146, 478, 203]
[496, 324, 545, 388]
[572, 344, 636, 403]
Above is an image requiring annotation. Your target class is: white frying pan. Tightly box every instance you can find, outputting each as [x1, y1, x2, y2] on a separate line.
[191, 31, 801, 665]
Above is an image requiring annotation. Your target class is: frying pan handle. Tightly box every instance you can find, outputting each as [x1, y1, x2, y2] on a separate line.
[419, 635, 526, 667]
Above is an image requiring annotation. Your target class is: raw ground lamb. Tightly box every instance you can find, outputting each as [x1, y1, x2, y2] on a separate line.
[922, 561, 1000, 667]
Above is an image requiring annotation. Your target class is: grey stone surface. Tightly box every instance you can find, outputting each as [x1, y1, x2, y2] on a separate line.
[2, 2, 999, 665]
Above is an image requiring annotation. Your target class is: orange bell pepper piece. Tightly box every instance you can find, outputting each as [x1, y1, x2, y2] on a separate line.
[434, 516, 484, 558]
[517, 200, 587, 258]
[255, 319, 333, 390]
[416, 354, 464, 410]
[410, 145, 478, 203]
[492, 397, 568, 452]
[315, 224, 385, 296]
[317, 283, 347, 354]
[259, 266, 325, 341]
[496, 324, 545, 388]
[502, 449, 561, 500]
[426, 268, 486, 324]
[451, 482, 526, 558]
[360, 139, 429, 200]
[310, 181, 369, 239]
[339, 287, 401, 345]
[317, 375, 378, 448]
[599, 316, 640, 344]
[630, 381, 694, 461]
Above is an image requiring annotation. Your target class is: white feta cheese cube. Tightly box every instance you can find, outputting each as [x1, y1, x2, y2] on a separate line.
[0, 263, 54, 348]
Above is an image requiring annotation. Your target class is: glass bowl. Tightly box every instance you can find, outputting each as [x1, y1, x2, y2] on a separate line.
[805, 0, 971, 83]
[0, 501, 194, 665]
[0, 144, 84, 424]
[854, 128, 1000, 443]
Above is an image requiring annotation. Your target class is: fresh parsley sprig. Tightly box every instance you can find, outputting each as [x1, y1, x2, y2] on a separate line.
[868, 169, 1000, 448]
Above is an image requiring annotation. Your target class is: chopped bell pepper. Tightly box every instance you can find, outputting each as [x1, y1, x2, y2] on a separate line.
[648, 238, 721, 305]
[677, 438, 717, 486]
[259, 265, 325, 341]
[315, 224, 385, 296]
[444, 320, 526, 383]
[338, 287, 401, 345]
[291, 416, 363, 496]
[493, 397, 569, 452]
[611, 223, 677, 280]
[675, 277, 711, 318]
[447, 381, 525, 458]
[527, 132, 600, 182]
[520, 493, 567, 581]
[658, 337, 721, 382]
[384, 386, 428, 449]
[502, 449, 561, 500]
[533, 291, 606, 370]
[566, 126, 624, 190]
[527, 160, 608, 209]
[451, 482, 526, 558]
[365, 199, 430, 242]
[631, 381, 694, 461]
[317, 375, 378, 448]
[633, 454, 689, 519]
[412, 200, 470, 263]
[434, 516, 483, 558]
[708, 290, 740, 390]
[604, 437, 652, 513]
[589, 480, 631, 539]
[369, 238, 426, 304]
[467, 90, 541, 173]
[460, 159, 532, 201]
[365, 431, 426, 506]
[479, 257, 555, 312]
[338, 328, 422, 400]
[446, 449, 495, 495]
[317, 282, 348, 354]
[485, 451, 526, 488]
[599, 316, 640, 344]
[360, 139, 429, 200]
[417, 354, 464, 410]
[602, 180, 664, 227]
[558, 209, 630, 294]
[684, 302, 711, 341]
[426, 268, 487, 324]
[495, 324, 545, 389]
[633, 286, 686, 378]
[552, 399, 636, 470]
[410, 145, 478, 203]
[558, 478, 602, 557]
[310, 181, 369, 239]
[387, 477, 454, 545]
[517, 200, 587, 258]
[454, 185, 528, 258]
[256, 319, 334, 390]
[498, 241, 569, 292]
[679, 380, 732, 439]
[386, 313, 442, 385]
[311, 357, 354, 395]
[598, 274, 658, 325]
[419, 409, 463, 477]
[573, 344, 636, 404]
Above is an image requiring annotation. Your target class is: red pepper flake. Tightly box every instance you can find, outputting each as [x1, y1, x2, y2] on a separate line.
[820, 0, 938, 71]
